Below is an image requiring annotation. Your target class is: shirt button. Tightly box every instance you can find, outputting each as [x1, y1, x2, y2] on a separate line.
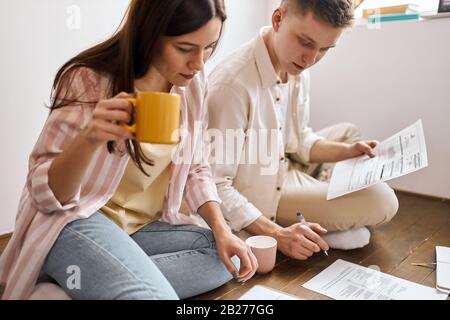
[279, 127, 282, 131]
[276, 80, 281, 85]
[270, 216, 275, 221]
[277, 187, 281, 191]
[276, 97, 281, 102]
[280, 157, 285, 161]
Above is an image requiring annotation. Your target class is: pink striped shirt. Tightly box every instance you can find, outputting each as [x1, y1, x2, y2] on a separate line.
[0, 67, 221, 299]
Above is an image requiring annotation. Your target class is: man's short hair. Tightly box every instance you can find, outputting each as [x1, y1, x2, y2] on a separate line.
[281, 0, 354, 28]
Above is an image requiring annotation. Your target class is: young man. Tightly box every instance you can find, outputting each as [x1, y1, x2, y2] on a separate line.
[207, 0, 399, 260]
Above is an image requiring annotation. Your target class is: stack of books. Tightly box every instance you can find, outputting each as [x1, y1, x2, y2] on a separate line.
[362, 3, 420, 18]
[363, 3, 420, 23]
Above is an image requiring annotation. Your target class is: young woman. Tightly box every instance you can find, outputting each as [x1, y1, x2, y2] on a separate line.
[0, 0, 258, 300]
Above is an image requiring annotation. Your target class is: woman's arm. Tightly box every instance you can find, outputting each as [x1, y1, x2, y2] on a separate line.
[48, 92, 133, 204]
[197, 201, 258, 282]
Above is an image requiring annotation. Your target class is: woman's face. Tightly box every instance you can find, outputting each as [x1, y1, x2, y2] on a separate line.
[153, 17, 223, 87]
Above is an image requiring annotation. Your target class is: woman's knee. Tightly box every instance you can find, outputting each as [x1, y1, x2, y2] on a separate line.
[197, 248, 234, 287]
[42, 216, 180, 300]
[189, 226, 216, 250]
[172, 248, 234, 299]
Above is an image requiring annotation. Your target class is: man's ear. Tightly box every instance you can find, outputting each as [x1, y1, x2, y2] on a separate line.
[272, 7, 286, 32]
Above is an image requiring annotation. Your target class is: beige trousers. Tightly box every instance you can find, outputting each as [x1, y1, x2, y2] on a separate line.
[276, 123, 399, 231]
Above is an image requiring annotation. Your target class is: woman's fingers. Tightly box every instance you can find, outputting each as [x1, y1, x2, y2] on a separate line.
[95, 119, 133, 140]
[114, 91, 132, 99]
[240, 246, 258, 282]
[235, 247, 253, 281]
[221, 253, 239, 275]
[95, 108, 131, 123]
[97, 94, 133, 113]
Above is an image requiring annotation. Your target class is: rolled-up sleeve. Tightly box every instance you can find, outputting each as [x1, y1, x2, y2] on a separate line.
[297, 125, 324, 163]
[184, 87, 222, 214]
[207, 84, 263, 231]
[27, 68, 95, 214]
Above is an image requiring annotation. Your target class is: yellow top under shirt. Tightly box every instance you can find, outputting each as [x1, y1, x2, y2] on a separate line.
[100, 143, 177, 235]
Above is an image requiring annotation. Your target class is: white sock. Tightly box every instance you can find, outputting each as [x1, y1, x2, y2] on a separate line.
[322, 227, 371, 250]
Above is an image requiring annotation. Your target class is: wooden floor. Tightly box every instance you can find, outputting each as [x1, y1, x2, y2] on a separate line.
[0, 191, 449, 300]
[194, 191, 450, 300]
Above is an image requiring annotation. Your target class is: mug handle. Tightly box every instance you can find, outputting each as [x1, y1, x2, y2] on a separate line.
[123, 98, 137, 134]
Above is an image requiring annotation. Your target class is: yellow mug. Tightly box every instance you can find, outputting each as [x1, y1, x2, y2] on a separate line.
[125, 92, 181, 144]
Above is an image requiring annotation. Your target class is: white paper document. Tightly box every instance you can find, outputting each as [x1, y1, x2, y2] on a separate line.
[436, 246, 450, 294]
[239, 285, 300, 300]
[302, 259, 448, 300]
[327, 120, 428, 200]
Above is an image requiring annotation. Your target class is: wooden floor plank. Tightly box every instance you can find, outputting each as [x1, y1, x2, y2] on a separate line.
[0, 234, 11, 256]
[389, 220, 450, 286]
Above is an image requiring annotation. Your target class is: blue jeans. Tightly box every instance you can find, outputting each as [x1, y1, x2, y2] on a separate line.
[41, 212, 235, 299]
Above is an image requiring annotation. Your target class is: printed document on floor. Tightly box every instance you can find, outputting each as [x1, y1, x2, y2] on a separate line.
[302, 259, 448, 300]
[239, 285, 300, 300]
[327, 120, 428, 200]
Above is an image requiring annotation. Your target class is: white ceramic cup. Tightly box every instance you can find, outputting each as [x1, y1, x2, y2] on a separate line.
[245, 235, 277, 274]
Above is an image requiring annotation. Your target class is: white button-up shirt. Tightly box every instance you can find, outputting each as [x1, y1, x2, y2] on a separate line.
[207, 28, 324, 231]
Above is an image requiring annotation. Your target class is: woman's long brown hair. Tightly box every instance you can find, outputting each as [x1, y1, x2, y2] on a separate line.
[50, 0, 226, 175]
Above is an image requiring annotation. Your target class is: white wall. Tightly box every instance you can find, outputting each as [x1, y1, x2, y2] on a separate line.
[207, 0, 273, 73]
[0, 0, 130, 234]
[308, 18, 450, 199]
[0, 0, 271, 234]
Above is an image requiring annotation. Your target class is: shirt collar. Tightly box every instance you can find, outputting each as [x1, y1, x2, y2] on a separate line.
[254, 26, 281, 89]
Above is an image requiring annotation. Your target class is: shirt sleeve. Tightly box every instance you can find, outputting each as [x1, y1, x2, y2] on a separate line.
[207, 83, 263, 232]
[183, 83, 222, 214]
[27, 68, 99, 214]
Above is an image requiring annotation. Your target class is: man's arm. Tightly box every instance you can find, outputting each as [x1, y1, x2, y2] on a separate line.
[244, 216, 329, 260]
[309, 139, 379, 163]
[207, 83, 263, 232]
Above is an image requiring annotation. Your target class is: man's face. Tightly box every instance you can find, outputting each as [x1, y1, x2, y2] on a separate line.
[272, 9, 345, 75]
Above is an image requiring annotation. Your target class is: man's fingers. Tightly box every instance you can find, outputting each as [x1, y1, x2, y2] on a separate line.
[360, 143, 375, 157]
[300, 225, 329, 251]
[295, 253, 309, 260]
[357, 141, 378, 157]
[309, 223, 328, 235]
[297, 233, 320, 253]
[367, 140, 380, 148]
[297, 245, 314, 258]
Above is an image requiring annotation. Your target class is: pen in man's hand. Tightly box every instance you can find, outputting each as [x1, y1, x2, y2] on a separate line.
[296, 212, 329, 256]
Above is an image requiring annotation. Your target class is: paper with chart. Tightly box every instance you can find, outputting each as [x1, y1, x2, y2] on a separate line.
[239, 285, 300, 300]
[327, 120, 428, 200]
[302, 259, 448, 300]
